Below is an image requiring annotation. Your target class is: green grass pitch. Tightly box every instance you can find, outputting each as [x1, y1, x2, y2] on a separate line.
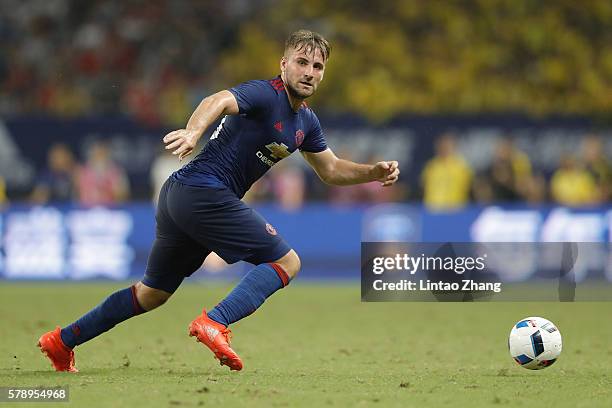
[1, 282, 611, 407]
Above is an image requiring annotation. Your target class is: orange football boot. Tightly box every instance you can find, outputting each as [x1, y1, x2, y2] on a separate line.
[188, 309, 243, 371]
[37, 327, 78, 372]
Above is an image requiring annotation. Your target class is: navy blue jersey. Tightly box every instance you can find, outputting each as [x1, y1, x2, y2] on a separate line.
[172, 76, 328, 198]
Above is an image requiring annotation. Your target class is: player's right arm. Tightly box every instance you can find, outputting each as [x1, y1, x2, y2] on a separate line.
[163, 90, 239, 161]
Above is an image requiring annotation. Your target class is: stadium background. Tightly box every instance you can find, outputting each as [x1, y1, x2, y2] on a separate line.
[0, 0, 610, 282]
[1, 2, 612, 407]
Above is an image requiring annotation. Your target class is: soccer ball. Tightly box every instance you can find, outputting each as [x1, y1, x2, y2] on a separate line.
[508, 316, 562, 370]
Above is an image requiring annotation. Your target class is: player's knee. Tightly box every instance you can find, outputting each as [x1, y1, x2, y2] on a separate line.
[134, 281, 172, 311]
[274, 250, 301, 280]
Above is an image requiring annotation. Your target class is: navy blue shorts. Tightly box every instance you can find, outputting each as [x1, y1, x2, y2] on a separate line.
[143, 179, 291, 293]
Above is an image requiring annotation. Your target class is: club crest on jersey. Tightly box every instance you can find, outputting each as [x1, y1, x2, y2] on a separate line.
[274, 121, 283, 133]
[295, 129, 305, 148]
[266, 223, 277, 235]
[265, 142, 291, 159]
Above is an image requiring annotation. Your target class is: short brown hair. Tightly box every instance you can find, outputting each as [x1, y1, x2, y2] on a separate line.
[285, 29, 331, 61]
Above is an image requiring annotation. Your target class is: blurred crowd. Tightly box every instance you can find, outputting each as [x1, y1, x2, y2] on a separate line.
[421, 133, 610, 211]
[0, 0, 252, 126]
[26, 141, 129, 207]
[1, 0, 612, 123]
[0, 132, 608, 211]
[0, 0, 610, 210]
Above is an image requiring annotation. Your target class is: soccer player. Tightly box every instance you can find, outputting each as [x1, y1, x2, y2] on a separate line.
[38, 29, 400, 372]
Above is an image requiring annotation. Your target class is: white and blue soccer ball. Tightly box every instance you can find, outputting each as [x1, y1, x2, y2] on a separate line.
[508, 317, 562, 370]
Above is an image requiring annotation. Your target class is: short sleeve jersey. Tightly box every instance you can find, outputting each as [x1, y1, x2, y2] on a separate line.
[172, 76, 327, 198]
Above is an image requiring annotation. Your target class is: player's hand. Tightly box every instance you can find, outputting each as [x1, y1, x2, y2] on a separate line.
[163, 129, 200, 161]
[372, 161, 400, 187]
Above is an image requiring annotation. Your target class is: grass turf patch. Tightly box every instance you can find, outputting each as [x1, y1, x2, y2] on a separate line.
[1, 282, 611, 407]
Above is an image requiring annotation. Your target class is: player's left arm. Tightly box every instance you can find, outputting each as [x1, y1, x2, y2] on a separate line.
[301, 149, 400, 187]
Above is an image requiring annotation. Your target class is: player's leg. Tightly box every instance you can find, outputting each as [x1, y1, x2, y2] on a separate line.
[206, 249, 300, 327]
[273, 248, 302, 279]
[133, 281, 172, 310]
[37, 237, 207, 372]
[38, 179, 208, 372]
[184, 194, 298, 370]
[37, 282, 151, 373]
[186, 197, 297, 328]
[188, 249, 297, 371]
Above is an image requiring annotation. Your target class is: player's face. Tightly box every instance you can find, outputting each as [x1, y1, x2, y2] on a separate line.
[281, 46, 326, 99]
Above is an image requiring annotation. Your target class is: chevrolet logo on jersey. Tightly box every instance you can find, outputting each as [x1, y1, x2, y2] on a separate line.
[265, 142, 291, 159]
